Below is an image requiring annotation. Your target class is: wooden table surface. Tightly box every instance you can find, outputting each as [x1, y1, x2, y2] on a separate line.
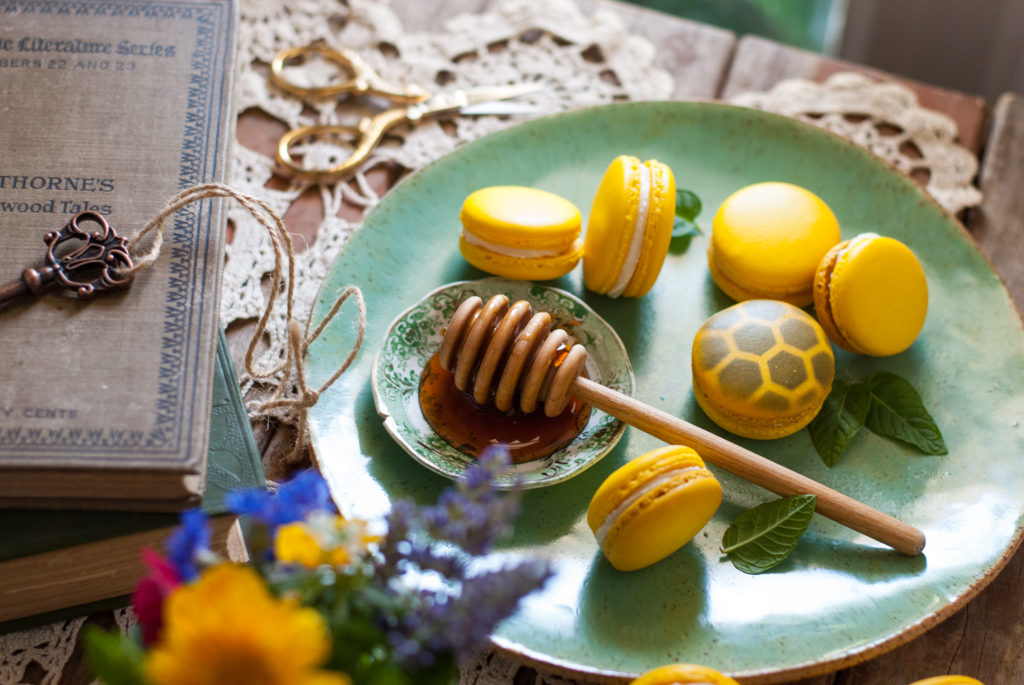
[242, 2, 1024, 684]
[52, 1, 1024, 683]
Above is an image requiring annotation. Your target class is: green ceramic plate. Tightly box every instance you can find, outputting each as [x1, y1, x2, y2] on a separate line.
[306, 101, 1024, 683]
[371, 278, 633, 489]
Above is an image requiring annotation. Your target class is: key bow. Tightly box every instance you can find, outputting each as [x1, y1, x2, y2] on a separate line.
[28, 211, 134, 299]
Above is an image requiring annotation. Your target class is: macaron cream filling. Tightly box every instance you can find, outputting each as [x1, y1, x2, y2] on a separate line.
[607, 162, 651, 298]
[592, 465, 699, 545]
[817, 232, 883, 355]
[460, 230, 569, 259]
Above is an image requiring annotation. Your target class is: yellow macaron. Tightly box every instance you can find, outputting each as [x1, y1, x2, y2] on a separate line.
[631, 663, 740, 685]
[587, 445, 721, 572]
[691, 300, 835, 439]
[709, 182, 841, 306]
[813, 233, 928, 356]
[459, 186, 583, 280]
[583, 155, 676, 297]
[906, 678, 984, 685]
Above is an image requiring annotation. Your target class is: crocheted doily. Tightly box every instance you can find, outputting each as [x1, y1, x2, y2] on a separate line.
[728, 71, 982, 215]
[0, 1, 985, 682]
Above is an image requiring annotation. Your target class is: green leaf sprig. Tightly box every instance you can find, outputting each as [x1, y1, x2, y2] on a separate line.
[671, 188, 702, 239]
[809, 371, 947, 467]
[722, 494, 817, 574]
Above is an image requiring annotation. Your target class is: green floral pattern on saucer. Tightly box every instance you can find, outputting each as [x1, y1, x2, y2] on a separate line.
[371, 279, 634, 489]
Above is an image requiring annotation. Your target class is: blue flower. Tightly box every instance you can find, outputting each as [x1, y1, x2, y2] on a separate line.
[226, 469, 335, 526]
[165, 508, 210, 582]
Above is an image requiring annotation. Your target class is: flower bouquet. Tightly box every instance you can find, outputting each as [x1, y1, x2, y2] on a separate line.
[86, 447, 552, 685]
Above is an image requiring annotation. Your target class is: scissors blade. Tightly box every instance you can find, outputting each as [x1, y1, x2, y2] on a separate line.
[459, 101, 547, 116]
[458, 82, 544, 105]
[410, 83, 544, 119]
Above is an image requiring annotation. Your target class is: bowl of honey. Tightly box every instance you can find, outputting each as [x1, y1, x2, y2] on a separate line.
[371, 278, 633, 489]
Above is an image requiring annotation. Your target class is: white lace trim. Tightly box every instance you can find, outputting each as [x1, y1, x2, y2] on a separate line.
[729, 71, 982, 215]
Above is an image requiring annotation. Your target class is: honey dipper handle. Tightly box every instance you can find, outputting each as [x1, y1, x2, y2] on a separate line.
[571, 376, 926, 555]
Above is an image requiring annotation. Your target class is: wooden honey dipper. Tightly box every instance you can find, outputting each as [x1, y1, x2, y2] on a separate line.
[438, 294, 926, 556]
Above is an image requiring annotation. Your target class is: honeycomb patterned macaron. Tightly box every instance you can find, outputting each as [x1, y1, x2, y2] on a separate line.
[691, 299, 835, 439]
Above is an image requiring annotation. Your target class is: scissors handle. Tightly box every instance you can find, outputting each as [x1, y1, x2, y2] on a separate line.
[271, 45, 427, 103]
[277, 107, 408, 183]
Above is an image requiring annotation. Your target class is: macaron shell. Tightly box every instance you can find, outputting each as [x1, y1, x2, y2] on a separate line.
[631, 663, 740, 685]
[601, 471, 721, 571]
[587, 445, 704, 531]
[460, 185, 582, 250]
[709, 182, 840, 305]
[706, 244, 812, 305]
[619, 159, 676, 298]
[819, 234, 928, 356]
[587, 446, 722, 572]
[458, 234, 583, 280]
[583, 155, 641, 294]
[692, 376, 815, 439]
[691, 299, 835, 439]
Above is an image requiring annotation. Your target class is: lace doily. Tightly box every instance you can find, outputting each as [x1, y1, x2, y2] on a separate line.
[728, 71, 983, 215]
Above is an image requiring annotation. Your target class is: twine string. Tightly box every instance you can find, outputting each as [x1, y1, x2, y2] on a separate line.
[123, 182, 366, 463]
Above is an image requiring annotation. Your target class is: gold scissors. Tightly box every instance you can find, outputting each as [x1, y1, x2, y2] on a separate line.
[271, 45, 542, 183]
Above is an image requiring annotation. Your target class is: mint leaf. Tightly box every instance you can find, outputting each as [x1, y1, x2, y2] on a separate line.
[675, 188, 702, 221]
[865, 372, 947, 455]
[83, 626, 147, 685]
[672, 188, 702, 238]
[808, 379, 871, 467]
[722, 494, 817, 574]
[672, 216, 700, 238]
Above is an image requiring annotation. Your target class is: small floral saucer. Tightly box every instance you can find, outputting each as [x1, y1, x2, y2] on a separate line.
[371, 278, 634, 489]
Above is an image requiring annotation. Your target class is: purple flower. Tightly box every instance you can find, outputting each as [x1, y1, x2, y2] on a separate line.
[386, 559, 552, 667]
[371, 445, 552, 668]
[226, 469, 335, 526]
[421, 446, 521, 555]
[165, 508, 210, 582]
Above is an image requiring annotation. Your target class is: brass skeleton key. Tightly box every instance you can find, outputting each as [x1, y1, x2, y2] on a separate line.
[0, 212, 133, 307]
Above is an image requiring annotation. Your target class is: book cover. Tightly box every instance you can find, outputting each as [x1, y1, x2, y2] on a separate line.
[0, 329, 265, 628]
[0, 0, 238, 509]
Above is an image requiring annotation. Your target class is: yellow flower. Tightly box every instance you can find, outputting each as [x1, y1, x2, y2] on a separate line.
[276, 523, 325, 568]
[146, 564, 349, 685]
[274, 514, 378, 569]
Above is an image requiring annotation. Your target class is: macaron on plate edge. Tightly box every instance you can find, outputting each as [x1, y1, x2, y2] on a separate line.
[371, 278, 635, 489]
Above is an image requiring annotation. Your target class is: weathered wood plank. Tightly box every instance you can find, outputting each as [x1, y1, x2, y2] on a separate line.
[580, 0, 735, 99]
[967, 92, 1024, 305]
[720, 35, 989, 155]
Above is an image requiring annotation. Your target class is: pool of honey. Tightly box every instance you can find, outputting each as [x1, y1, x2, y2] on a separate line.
[418, 353, 591, 464]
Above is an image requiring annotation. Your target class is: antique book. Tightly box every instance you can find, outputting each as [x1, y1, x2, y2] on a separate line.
[0, 330, 264, 628]
[0, 0, 237, 508]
